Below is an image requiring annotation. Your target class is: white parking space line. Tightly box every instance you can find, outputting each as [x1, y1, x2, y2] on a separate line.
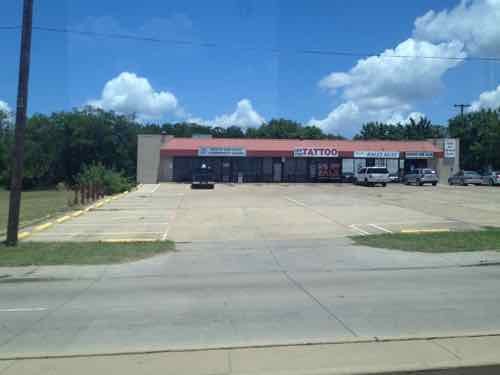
[30, 232, 163, 236]
[349, 224, 370, 236]
[0, 307, 47, 313]
[285, 196, 308, 208]
[369, 223, 393, 233]
[57, 223, 169, 226]
[150, 184, 161, 194]
[161, 225, 170, 241]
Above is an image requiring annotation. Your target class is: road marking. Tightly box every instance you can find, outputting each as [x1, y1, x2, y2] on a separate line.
[369, 223, 393, 234]
[401, 229, 451, 234]
[94, 202, 104, 208]
[18, 231, 31, 239]
[161, 225, 170, 241]
[56, 222, 169, 226]
[0, 307, 47, 312]
[31, 231, 163, 236]
[349, 224, 370, 236]
[101, 239, 158, 243]
[33, 222, 53, 232]
[285, 196, 307, 207]
[55, 215, 71, 224]
[104, 198, 111, 203]
[72, 210, 84, 217]
[151, 184, 161, 194]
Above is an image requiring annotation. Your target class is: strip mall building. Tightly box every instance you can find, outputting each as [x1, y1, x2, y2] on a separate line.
[137, 135, 460, 184]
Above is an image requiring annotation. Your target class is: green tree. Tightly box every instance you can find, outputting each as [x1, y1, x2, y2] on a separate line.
[0, 109, 14, 185]
[355, 117, 445, 140]
[448, 108, 500, 170]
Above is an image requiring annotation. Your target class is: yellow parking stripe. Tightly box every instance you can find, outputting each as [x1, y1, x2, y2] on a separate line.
[56, 215, 71, 224]
[401, 229, 450, 234]
[18, 231, 31, 239]
[33, 222, 54, 232]
[72, 210, 84, 217]
[94, 202, 104, 208]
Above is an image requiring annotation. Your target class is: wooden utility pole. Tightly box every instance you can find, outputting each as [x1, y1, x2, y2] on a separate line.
[454, 104, 471, 118]
[6, 0, 34, 246]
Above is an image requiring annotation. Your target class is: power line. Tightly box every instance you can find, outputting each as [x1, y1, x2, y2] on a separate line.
[3, 24, 500, 62]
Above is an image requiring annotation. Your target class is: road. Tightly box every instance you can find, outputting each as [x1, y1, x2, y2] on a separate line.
[2, 239, 500, 358]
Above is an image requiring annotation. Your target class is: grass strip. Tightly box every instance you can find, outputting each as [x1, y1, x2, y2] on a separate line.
[0, 241, 175, 266]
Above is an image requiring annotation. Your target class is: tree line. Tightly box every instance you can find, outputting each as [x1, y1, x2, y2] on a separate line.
[0, 106, 499, 189]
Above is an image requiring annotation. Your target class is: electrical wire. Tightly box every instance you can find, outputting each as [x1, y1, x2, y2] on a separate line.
[2, 24, 500, 62]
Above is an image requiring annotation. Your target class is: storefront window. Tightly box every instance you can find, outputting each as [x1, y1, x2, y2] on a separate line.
[342, 159, 354, 173]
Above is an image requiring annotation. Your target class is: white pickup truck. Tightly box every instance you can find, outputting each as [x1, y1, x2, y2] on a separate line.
[355, 167, 390, 187]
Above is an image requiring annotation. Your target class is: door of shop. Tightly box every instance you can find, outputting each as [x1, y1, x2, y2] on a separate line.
[273, 162, 282, 182]
[222, 160, 231, 182]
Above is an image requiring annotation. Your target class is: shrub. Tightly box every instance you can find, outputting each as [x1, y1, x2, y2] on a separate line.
[55, 182, 67, 191]
[102, 169, 132, 194]
[75, 163, 132, 195]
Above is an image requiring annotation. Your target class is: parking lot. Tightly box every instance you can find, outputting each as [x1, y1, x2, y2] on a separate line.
[26, 183, 500, 242]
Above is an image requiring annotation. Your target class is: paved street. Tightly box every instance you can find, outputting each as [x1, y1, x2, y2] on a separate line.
[2, 238, 500, 357]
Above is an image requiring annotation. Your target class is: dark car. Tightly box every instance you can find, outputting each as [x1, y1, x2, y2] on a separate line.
[191, 165, 215, 189]
[448, 170, 482, 186]
[342, 172, 355, 183]
[389, 173, 401, 183]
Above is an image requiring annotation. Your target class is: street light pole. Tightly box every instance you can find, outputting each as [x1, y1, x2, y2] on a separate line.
[6, 0, 34, 246]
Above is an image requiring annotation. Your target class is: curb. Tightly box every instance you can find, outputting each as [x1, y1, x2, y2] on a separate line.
[17, 189, 133, 241]
[2, 331, 500, 361]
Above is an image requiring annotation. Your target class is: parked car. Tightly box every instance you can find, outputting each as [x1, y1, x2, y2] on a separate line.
[448, 170, 483, 186]
[389, 173, 401, 183]
[191, 164, 215, 189]
[482, 171, 500, 186]
[355, 167, 390, 187]
[341, 172, 355, 183]
[404, 168, 438, 186]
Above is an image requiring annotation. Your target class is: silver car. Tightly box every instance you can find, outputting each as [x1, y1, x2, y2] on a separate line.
[448, 170, 483, 186]
[482, 171, 500, 186]
[404, 168, 439, 186]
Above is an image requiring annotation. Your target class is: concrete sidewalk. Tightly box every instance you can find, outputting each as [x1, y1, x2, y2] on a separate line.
[1, 335, 499, 375]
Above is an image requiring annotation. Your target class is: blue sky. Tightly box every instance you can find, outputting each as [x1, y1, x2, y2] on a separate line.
[1, 0, 500, 137]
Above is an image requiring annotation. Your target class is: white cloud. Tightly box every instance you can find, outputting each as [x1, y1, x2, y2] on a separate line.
[0, 100, 11, 113]
[470, 85, 500, 110]
[311, 38, 464, 135]
[387, 111, 426, 125]
[89, 72, 180, 119]
[190, 99, 265, 128]
[414, 0, 500, 56]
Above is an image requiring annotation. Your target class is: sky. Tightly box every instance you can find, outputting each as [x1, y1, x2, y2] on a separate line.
[1, 0, 500, 137]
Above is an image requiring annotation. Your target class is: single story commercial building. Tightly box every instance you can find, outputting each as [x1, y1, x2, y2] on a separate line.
[137, 135, 459, 184]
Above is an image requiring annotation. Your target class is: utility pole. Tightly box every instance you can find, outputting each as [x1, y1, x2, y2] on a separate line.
[454, 104, 471, 118]
[6, 0, 34, 246]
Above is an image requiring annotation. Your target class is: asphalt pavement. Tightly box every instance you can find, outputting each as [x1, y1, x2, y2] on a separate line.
[2, 238, 500, 358]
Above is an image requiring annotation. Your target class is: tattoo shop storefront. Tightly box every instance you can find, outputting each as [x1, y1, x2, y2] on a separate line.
[152, 137, 446, 183]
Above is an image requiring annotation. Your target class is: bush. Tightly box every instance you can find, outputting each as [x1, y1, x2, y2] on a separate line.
[55, 182, 67, 191]
[102, 169, 132, 194]
[75, 163, 132, 195]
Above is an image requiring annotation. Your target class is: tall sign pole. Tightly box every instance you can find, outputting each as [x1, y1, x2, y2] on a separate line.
[6, 0, 34, 246]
